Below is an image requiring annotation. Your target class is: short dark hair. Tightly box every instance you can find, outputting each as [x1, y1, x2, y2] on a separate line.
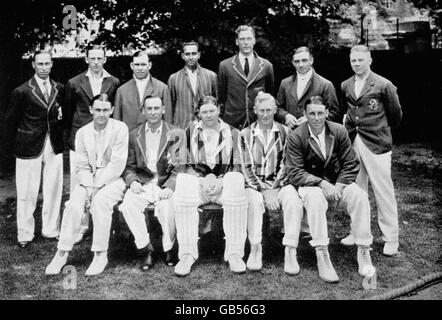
[182, 41, 199, 52]
[196, 95, 218, 112]
[132, 50, 150, 60]
[32, 50, 52, 61]
[235, 25, 255, 38]
[143, 94, 162, 107]
[86, 44, 106, 57]
[293, 46, 312, 58]
[304, 96, 327, 109]
[91, 93, 111, 105]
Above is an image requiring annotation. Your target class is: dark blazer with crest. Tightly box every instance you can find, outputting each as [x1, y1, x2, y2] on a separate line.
[122, 121, 186, 191]
[114, 77, 172, 132]
[5, 77, 64, 159]
[275, 69, 339, 124]
[285, 121, 359, 188]
[218, 52, 274, 129]
[340, 71, 402, 154]
[64, 71, 120, 150]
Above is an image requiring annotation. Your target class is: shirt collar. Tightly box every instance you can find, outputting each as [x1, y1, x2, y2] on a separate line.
[354, 71, 371, 83]
[195, 118, 229, 133]
[239, 52, 254, 63]
[185, 65, 200, 74]
[34, 75, 50, 87]
[308, 124, 325, 139]
[297, 69, 313, 81]
[252, 121, 279, 136]
[145, 121, 163, 135]
[134, 74, 150, 84]
[86, 68, 111, 79]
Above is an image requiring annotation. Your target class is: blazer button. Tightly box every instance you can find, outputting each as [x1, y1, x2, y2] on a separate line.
[312, 165, 316, 168]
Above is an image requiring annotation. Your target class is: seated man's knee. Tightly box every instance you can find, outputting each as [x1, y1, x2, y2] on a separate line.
[345, 183, 369, 203]
[174, 173, 199, 203]
[223, 172, 245, 194]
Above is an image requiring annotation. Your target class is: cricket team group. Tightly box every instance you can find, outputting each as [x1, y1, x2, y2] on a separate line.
[5, 25, 402, 283]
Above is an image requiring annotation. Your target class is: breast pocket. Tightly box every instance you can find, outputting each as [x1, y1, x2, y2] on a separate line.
[363, 94, 383, 114]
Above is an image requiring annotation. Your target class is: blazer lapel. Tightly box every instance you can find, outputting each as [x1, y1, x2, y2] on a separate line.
[136, 123, 149, 169]
[298, 75, 313, 100]
[79, 74, 94, 101]
[100, 77, 112, 95]
[231, 55, 248, 82]
[308, 137, 326, 162]
[157, 122, 169, 160]
[184, 69, 196, 97]
[141, 77, 155, 106]
[357, 72, 375, 99]
[47, 80, 59, 110]
[323, 131, 335, 168]
[28, 78, 48, 109]
[85, 124, 97, 174]
[247, 55, 264, 86]
[347, 77, 358, 101]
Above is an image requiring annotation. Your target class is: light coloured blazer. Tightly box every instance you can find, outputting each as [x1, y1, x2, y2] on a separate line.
[168, 64, 217, 129]
[74, 118, 129, 188]
[113, 76, 172, 131]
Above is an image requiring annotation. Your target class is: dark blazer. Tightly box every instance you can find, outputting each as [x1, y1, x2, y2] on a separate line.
[114, 76, 172, 132]
[285, 121, 359, 188]
[122, 121, 186, 191]
[218, 52, 274, 129]
[5, 77, 64, 159]
[64, 71, 120, 150]
[275, 69, 339, 124]
[340, 71, 402, 154]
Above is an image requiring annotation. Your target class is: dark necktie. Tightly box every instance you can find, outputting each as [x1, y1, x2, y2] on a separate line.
[244, 57, 249, 76]
[43, 81, 50, 103]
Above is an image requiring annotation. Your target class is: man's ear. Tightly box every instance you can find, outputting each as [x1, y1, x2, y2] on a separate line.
[162, 105, 166, 114]
[89, 105, 93, 115]
[253, 106, 258, 115]
[84, 56, 88, 64]
[103, 56, 107, 64]
[109, 106, 114, 116]
[325, 109, 329, 117]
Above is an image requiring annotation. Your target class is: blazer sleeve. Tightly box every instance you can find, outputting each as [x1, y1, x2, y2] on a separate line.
[167, 75, 177, 121]
[4, 87, 23, 147]
[113, 87, 123, 121]
[162, 84, 173, 124]
[217, 62, 227, 117]
[275, 81, 288, 123]
[122, 131, 139, 187]
[63, 80, 75, 136]
[265, 62, 275, 96]
[382, 81, 402, 129]
[210, 72, 218, 99]
[75, 129, 95, 187]
[335, 127, 359, 185]
[323, 81, 340, 123]
[285, 133, 323, 187]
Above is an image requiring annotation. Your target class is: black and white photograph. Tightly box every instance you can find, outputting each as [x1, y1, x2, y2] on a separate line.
[0, 0, 440, 306]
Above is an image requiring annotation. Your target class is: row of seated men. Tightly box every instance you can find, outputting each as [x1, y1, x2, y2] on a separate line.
[42, 91, 375, 284]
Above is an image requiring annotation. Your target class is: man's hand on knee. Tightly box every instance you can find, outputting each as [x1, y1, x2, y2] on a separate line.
[159, 187, 173, 200]
[319, 180, 342, 202]
[130, 181, 143, 194]
[263, 189, 280, 211]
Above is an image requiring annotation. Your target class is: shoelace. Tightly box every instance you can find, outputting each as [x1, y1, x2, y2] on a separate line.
[317, 247, 332, 268]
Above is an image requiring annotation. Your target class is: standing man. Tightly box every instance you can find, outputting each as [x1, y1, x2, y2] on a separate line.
[64, 44, 120, 243]
[173, 96, 248, 276]
[114, 50, 172, 131]
[119, 95, 186, 271]
[240, 92, 303, 273]
[339, 45, 402, 256]
[285, 96, 375, 283]
[5, 50, 64, 247]
[45, 93, 128, 276]
[218, 25, 274, 130]
[275, 46, 339, 129]
[167, 41, 218, 129]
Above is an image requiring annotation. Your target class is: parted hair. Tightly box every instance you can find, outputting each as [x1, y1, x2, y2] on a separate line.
[254, 91, 276, 107]
[235, 25, 255, 38]
[304, 95, 328, 109]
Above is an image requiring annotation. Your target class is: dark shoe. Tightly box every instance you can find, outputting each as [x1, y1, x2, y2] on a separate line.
[140, 243, 154, 271]
[165, 250, 178, 266]
[18, 241, 31, 248]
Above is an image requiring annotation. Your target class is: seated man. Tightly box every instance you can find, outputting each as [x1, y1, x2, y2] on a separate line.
[119, 95, 186, 270]
[173, 96, 248, 276]
[240, 91, 303, 272]
[46, 93, 128, 276]
[284, 96, 375, 283]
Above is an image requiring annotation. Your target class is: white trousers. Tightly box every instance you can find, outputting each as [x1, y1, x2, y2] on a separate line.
[57, 178, 125, 252]
[353, 134, 399, 242]
[70, 150, 89, 234]
[16, 136, 63, 242]
[246, 185, 304, 246]
[297, 183, 373, 247]
[119, 181, 176, 251]
[173, 172, 248, 261]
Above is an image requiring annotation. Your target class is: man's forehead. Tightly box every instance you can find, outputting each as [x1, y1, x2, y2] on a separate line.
[133, 55, 150, 63]
[256, 100, 276, 109]
[306, 103, 326, 111]
[293, 51, 310, 60]
[144, 97, 162, 107]
[200, 103, 218, 111]
[183, 45, 199, 53]
[238, 30, 254, 38]
[34, 53, 52, 63]
[92, 100, 112, 109]
[350, 51, 370, 59]
[88, 49, 105, 58]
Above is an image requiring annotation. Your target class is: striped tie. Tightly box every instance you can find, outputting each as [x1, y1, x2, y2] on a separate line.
[43, 80, 50, 103]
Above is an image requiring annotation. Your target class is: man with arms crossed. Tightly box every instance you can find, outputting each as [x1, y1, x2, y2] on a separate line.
[285, 96, 375, 282]
[173, 96, 248, 276]
[45, 94, 128, 276]
[119, 95, 186, 270]
[339, 45, 402, 256]
[168, 41, 217, 129]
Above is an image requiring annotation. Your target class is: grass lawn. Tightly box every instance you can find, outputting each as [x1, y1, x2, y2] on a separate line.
[0, 144, 441, 300]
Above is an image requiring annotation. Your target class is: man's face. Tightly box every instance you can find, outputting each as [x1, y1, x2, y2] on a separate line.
[199, 103, 220, 127]
[90, 100, 113, 127]
[85, 49, 106, 74]
[32, 53, 53, 80]
[350, 51, 372, 76]
[304, 103, 328, 133]
[255, 100, 276, 127]
[292, 51, 313, 75]
[181, 44, 200, 68]
[131, 55, 151, 80]
[143, 97, 164, 125]
[236, 30, 255, 56]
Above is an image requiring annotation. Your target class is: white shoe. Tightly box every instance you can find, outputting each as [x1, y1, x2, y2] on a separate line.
[284, 246, 300, 275]
[340, 234, 355, 246]
[85, 251, 108, 276]
[45, 250, 69, 275]
[73, 232, 85, 245]
[174, 254, 196, 277]
[228, 254, 246, 274]
[315, 246, 339, 283]
[357, 245, 374, 276]
[246, 243, 262, 271]
[383, 241, 399, 256]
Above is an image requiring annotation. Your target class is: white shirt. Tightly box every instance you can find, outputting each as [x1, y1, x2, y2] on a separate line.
[145, 122, 163, 174]
[296, 69, 313, 99]
[94, 127, 108, 168]
[135, 75, 150, 105]
[34, 75, 51, 100]
[239, 53, 254, 75]
[185, 67, 198, 93]
[308, 125, 326, 159]
[354, 72, 370, 98]
[85, 69, 111, 97]
[201, 129, 220, 169]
